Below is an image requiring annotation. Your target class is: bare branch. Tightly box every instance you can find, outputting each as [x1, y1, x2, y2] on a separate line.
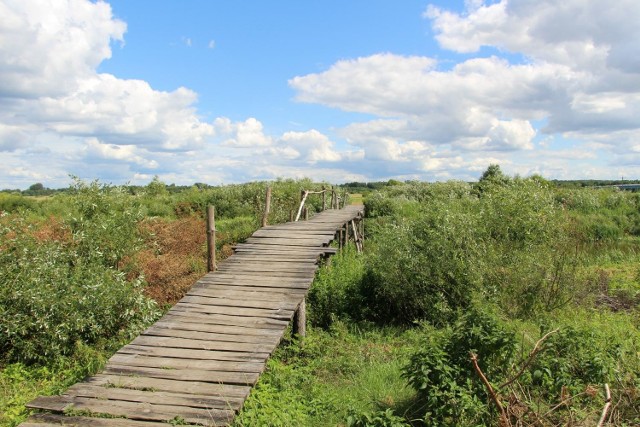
[500, 328, 559, 389]
[596, 384, 612, 427]
[470, 352, 511, 427]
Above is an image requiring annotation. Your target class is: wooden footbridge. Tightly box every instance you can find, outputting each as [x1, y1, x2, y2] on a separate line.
[21, 205, 364, 427]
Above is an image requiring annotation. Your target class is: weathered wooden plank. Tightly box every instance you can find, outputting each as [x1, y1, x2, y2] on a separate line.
[108, 353, 265, 374]
[171, 302, 294, 319]
[22, 413, 177, 427]
[141, 324, 284, 345]
[130, 335, 274, 354]
[199, 273, 312, 284]
[187, 286, 304, 302]
[232, 243, 335, 252]
[232, 246, 338, 256]
[179, 294, 299, 311]
[211, 269, 315, 279]
[152, 318, 285, 336]
[87, 374, 251, 398]
[197, 276, 311, 289]
[222, 256, 318, 264]
[104, 364, 260, 386]
[66, 383, 244, 410]
[118, 344, 268, 363]
[244, 237, 331, 247]
[28, 395, 234, 426]
[191, 283, 308, 296]
[161, 310, 290, 329]
[216, 261, 318, 271]
[223, 256, 319, 263]
[251, 230, 336, 238]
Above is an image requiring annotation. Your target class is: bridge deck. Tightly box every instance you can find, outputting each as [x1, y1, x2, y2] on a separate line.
[21, 205, 364, 427]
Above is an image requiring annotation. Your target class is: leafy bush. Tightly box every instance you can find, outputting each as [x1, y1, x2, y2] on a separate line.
[346, 408, 408, 427]
[0, 180, 161, 364]
[361, 196, 484, 325]
[66, 179, 144, 269]
[403, 309, 516, 426]
[0, 223, 159, 363]
[0, 193, 37, 213]
[308, 245, 366, 327]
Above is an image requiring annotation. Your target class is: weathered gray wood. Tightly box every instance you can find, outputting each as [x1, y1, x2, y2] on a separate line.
[152, 318, 285, 336]
[103, 364, 259, 386]
[130, 335, 274, 353]
[118, 344, 266, 362]
[28, 395, 234, 426]
[107, 353, 265, 374]
[22, 413, 176, 427]
[251, 229, 335, 238]
[261, 186, 271, 227]
[179, 294, 299, 311]
[161, 310, 290, 328]
[197, 276, 311, 289]
[88, 374, 250, 398]
[206, 206, 216, 272]
[171, 302, 294, 319]
[293, 298, 306, 338]
[141, 324, 284, 345]
[244, 237, 331, 246]
[65, 383, 244, 410]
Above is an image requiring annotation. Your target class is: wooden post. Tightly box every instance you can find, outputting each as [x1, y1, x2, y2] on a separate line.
[303, 206, 309, 221]
[345, 220, 350, 246]
[359, 217, 365, 251]
[261, 186, 272, 227]
[322, 186, 326, 211]
[289, 209, 294, 222]
[293, 298, 306, 337]
[206, 205, 216, 272]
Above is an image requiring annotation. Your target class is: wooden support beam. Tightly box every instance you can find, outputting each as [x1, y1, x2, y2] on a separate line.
[293, 298, 306, 338]
[261, 186, 271, 227]
[206, 205, 216, 272]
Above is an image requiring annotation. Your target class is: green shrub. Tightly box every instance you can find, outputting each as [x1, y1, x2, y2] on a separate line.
[66, 179, 144, 269]
[403, 309, 516, 426]
[0, 225, 159, 364]
[0, 180, 161, 364]
[346, 408, 409, 427]
[0, 194, 37, 213]
[361, 197, 483, 325]
[308, 245, 366, 328]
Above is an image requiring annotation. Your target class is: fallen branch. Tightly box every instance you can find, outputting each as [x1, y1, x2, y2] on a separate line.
[470, 352, 511, 427]
[500, 328, 559, 389]
[596, 384, 611, 427]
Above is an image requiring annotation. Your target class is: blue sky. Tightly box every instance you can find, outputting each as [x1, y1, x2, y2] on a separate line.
[1, 0, 639, 188]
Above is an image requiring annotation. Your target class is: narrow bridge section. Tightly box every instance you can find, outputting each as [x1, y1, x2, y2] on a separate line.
[21, 205, 364, 427]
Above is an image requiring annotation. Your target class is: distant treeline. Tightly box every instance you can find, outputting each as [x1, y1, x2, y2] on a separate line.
[4, 177, 640, 197]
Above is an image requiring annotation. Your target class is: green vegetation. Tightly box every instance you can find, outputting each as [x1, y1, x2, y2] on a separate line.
[2, 169, 639, 426]
[235, 166, 640, 426]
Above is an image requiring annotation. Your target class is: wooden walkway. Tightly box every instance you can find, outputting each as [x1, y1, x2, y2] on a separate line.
[21, 205, 364, 427]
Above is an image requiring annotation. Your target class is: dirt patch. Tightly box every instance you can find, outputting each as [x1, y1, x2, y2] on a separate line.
[137, 216, 207, 305]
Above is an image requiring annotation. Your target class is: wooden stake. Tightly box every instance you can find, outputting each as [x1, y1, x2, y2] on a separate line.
[206, 205, 216, 272]
[261, 186, 271, 227]
[345, 221, 350, 246]
[293, 298, 306, 337]
[322, 186, 326, 210]
[289, 209, 294, 222]
[303, 206, 309, 220]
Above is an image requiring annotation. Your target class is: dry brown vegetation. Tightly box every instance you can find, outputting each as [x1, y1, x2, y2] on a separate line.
[137, 216, 207, 305]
